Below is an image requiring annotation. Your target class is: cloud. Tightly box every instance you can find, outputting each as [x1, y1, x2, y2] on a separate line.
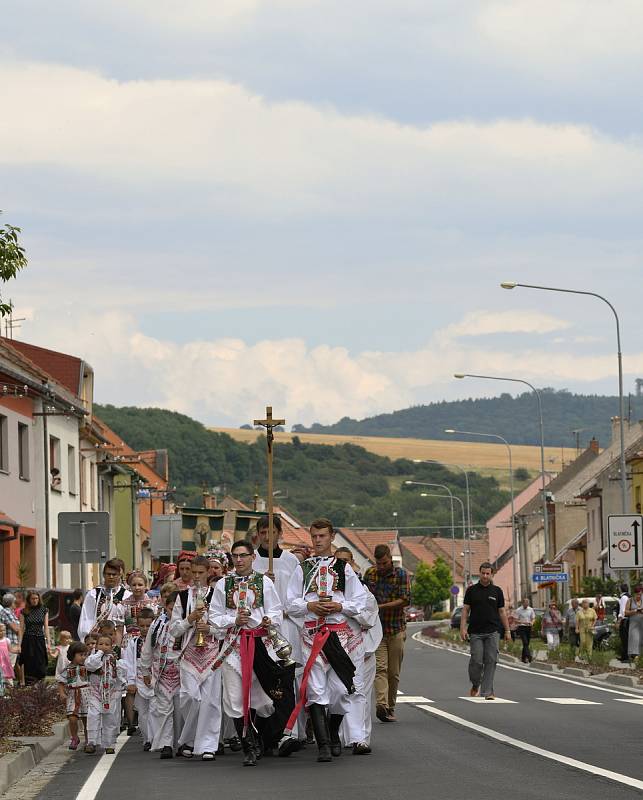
[437, 310, 571, 342]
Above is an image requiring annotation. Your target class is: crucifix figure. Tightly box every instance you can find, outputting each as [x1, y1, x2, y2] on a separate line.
[253, 406, 285, 575]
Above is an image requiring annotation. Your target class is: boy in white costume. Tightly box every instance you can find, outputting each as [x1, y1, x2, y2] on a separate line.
[85, 634, 127, 754]
[123, 607, 155, 749]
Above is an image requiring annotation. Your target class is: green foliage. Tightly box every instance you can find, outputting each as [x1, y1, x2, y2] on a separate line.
[0, 213, 28, 317]
[294, 388, 643, 448]
[579, 575, 619, 597]
[94, 404, 509, 529]
[431, 610, 450, 620]
[513, 467, 530, 481]
[411, 558, 452, 612]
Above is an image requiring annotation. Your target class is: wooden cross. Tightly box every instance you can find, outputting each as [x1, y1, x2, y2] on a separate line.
[253, 406, 285, 574]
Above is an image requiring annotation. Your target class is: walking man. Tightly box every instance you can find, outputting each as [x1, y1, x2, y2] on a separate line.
[363, 544, 410, 722]
[460, 562, 511, 700]
[514, 597, 535, 663]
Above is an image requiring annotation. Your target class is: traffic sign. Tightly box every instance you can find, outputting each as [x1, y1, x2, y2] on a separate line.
[450, 585, 460, 595]
[151, 514, 183, 560]
[532, 573, 569, 583]
[608, 514, 643, 569]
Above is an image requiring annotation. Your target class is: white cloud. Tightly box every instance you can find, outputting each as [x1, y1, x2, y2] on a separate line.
[437, 310, 571, 342]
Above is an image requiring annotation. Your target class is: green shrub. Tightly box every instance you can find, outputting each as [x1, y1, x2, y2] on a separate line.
[532, 616, 542, 636]
[431, 611, 450, 620]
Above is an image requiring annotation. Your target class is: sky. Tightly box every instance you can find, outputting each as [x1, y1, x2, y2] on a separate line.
[2, 1, 643, 429]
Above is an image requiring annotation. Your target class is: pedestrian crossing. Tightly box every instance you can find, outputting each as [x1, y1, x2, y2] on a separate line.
[397, 690, 641, 707]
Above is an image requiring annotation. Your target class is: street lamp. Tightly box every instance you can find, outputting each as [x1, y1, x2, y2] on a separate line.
[405, 480, 459, 581]
[412, 459, 473, 580]
[444, 429, 519, 605]
[453, 372, 550, 559]
[501, 280, 627, 513]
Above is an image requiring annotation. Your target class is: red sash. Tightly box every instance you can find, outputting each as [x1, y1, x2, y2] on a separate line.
[240, 627, 267, 734]
[285, 620, 348, 732]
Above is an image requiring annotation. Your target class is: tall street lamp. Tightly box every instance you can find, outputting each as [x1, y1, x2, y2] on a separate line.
[501, 280, 627, 513]
[445, 429, 519, 605]
[404, 480, 458, 580]
[412, 459, 473, 580]
[454, 372, 550, 559]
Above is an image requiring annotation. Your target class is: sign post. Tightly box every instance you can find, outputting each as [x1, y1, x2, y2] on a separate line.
[58, 512, 110, 591]
[150, 514, 183, 561]
[608, 514, 643, 570]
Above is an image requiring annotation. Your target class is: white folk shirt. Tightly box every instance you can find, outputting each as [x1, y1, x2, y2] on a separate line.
[168, 585, 215, 650]
[286, 556, 368, 626]
[209, 572, 283, 637]
[78, 586, 132, 641]
[253, 548, 301, 609]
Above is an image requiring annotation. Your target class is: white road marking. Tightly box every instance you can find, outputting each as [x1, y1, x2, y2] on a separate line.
[76, 731, 129, 800]
[416, 704, 643, 792]
[412, 632, 643, 698]
[537, 697, 601, 705]
[459, 696, 517, 704]
[395, 696, 433, 704]
[615, 698, 643, 705]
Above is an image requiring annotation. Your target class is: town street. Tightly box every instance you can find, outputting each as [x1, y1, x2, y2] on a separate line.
[27, 624, 643, 800]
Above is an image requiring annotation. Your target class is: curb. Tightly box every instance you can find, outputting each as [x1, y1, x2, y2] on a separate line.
[0, 721, 69, 797]
[416, 633, 643, 695]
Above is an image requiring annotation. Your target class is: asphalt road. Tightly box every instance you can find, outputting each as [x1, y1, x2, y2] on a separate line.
[33, 624, 643, 800]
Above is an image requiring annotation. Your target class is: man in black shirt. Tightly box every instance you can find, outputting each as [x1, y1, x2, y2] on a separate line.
[68, 589, 83, 641]
[460, 562, 510, 700]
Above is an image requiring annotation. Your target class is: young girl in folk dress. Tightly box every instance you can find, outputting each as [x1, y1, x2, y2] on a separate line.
[57, 642, 91, 750]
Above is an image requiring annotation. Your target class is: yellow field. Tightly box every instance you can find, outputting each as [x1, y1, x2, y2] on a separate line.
[211, 427, 576, 472]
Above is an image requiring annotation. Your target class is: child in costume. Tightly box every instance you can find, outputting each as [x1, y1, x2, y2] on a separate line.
[85, 634, 127, 754]
[57, 641, 90, 750]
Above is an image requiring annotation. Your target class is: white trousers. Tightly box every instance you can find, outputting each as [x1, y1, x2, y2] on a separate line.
[221, 661, 274, 719]
[178, 668, 222, 755]
[150, 686, 181, 751]
[306, 648, 363, 715]
[135, 693, 151, 743]
[87, 704, 121, 748]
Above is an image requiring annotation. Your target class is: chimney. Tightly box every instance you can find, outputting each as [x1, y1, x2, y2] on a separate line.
[611, 416, 629, 445]
[589, 437, 600, 454]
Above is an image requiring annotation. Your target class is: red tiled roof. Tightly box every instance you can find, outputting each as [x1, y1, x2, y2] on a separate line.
[8, 339, 84, 397]
[400, 535, 488, 581]
[337, 528, 398, 562]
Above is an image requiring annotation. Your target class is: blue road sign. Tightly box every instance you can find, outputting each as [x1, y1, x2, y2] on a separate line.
[532, 573, 569, 583]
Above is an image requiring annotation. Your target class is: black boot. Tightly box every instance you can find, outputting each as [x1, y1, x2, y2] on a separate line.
[328, 714, 343, 757]
[308, 704, 332, 762]
[234, 717, 257, 767]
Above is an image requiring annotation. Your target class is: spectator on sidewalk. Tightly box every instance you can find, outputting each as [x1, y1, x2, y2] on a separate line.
[542, 602, 562, 650]
[625, 585, 643, 662]
[363, 544, 410, 723]
[514, 597, 536, 663]
[618, 584, 630, 663]
[575, 599, 597, 661]
[564, 598, 580, 655]
[0, 594, 20, 668]
[460, 562, 511, 700]
[69, 590, 83, 641]
[594, 593, 606, 622]
[506, 605, 518, 641]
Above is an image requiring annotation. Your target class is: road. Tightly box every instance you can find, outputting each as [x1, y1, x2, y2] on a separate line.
[28, 624, 643, 800]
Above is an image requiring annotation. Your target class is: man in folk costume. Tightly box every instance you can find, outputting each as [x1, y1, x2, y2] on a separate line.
[169, 556, 222, 761]
[252, 515, 303, 756]
[78, 558, 131, 643]
[210, 539, 284, 767]
[141, 592, 182, 759]
[286, 518, 368, 762]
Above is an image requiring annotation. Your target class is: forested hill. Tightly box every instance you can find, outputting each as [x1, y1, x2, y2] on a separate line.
[94, 404, 509, 532]
[293, 390, 643, 448]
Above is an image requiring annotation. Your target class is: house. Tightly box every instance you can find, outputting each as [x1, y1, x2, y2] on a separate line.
[334, 529, 401, 574]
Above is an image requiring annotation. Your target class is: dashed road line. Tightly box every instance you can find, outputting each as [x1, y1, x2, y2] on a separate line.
[537, 697, 601, 705]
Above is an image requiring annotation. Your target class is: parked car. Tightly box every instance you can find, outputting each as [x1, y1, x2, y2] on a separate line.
[405, 606, 425, 623]
[0, 586, 76, 634]
[450, 606, 463, 629]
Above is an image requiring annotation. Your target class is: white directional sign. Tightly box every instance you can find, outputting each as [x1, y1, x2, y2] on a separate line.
[608, 514, 643, 569]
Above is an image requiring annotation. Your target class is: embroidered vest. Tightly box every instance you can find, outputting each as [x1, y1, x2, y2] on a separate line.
[301, 557, 346, 594]
[224, 572, 264, 610]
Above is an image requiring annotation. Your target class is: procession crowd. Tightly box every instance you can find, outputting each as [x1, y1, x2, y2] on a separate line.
[1, 516, 411, 767]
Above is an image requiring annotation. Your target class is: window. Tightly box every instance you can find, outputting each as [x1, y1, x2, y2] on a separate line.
[90, 463, 96, 510]
[68, 445, 76, 495]
[80, 456, 87, 505]
[0, 414, 7, 472]
[18, 422, 29, 480]
[49, 436, 61, 490]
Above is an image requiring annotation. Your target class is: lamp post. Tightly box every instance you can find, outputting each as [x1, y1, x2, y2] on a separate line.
[444, 429, 519, 605]
[454, 372, 549, 559]
[501, 280, 627, 513]
[412, 459, 473, 581]
[405, 480, 459, 581]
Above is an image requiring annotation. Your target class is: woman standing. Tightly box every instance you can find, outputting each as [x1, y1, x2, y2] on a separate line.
[626, 585, 643, 662]
[575, 599, 597, 661]
[542, 602, 563, 649]
[18, 591, 52, 685]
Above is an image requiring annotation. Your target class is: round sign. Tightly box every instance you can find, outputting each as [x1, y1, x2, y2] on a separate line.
[450, 585, 460, 595]
[618, 540, 632, 552]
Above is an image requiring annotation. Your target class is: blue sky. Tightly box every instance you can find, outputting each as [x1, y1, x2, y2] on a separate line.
[2, 1, 643, 428]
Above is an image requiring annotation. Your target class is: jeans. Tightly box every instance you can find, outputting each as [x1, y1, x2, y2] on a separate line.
[516, 625, 531, 662]
[468, 632, 499, 697]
